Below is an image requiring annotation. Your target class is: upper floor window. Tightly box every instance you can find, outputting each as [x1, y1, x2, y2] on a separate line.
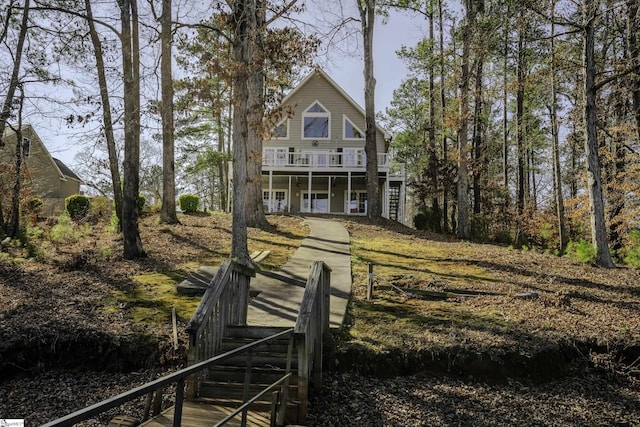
[22, 138, 31, 157]
[302, 101, 330, 139]
[343, 115, 364, 139]
[271, 119, 289, 139]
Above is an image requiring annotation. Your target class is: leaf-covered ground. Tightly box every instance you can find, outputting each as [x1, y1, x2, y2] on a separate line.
[1, 214, 639, 426]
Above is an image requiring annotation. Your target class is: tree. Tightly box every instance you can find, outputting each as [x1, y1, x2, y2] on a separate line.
[84, 0, 123, 229]
[356, 0, 382, 220]
[118, 0, 146, 259]
[159, 0, 179, 224]
[457, 0, 473, 239]
[582, 0, 614, 267]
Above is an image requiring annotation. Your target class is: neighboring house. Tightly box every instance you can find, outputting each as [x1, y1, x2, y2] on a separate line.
[262, 68, 406, 222]
[1, 125, 83, 216]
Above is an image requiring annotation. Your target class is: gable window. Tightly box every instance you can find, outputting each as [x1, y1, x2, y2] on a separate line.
[302, 101, 330, 139]
[22, 138, 31, 157]
[343, 115, 364, 139]
[271, 119, 289, 139]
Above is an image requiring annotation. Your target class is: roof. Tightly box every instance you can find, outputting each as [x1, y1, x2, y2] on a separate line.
[281, 68, 392, 140]
[3, 124, 82, 183]
[53, 158, 83, 182]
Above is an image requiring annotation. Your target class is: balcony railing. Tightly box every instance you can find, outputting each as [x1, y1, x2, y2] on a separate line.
[262, 148, 391, 171]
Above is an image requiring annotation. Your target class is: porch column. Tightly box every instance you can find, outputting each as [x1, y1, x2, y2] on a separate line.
[288, 175, 292, 213]
[328, 176, 332, 214]
[307, 170, 312, 213]
[347, 171, 352, 215]
[268, 171, 273, 213]
[383, 172, 389, 219]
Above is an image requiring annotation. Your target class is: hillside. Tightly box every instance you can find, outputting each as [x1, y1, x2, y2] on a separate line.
[1, 213, 639, 426]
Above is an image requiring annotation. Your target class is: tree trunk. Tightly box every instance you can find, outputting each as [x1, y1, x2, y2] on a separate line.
[358, 0, 381, 219]
[550, 0, 567, 253]
[516, 13, 526, 217]
[119, 0, 146, 259]
[457, 0, 473, 239]
[0, 0, 29, 149]
[246, 0, 268, 228]
[502, 15, 509, 198]
[85, 0, 123, 228]
[439, 0, 448, 233]
[583, 0, 614, 268]
[159, 0, 179, 224]
[215, 81, 227, 212]
[428, 5, 441, 232]
[628, 0, 640, 143]
[230, 0, 252, 265]
[472, 56, 484, 216]
[8, 88, 25, 238]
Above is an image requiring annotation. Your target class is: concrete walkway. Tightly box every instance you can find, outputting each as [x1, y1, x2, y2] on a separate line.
[247, 217, 351, 329]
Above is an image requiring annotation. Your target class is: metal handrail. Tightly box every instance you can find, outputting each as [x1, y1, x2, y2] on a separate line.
[41, 328, 294, 427]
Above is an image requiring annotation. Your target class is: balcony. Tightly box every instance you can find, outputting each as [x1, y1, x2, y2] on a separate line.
[263, 148, 392, 173]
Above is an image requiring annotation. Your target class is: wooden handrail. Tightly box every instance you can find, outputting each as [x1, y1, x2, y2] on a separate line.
[41, 328, 294, 427]
[185, 259, 255, 398]
[294, 261, 332, 422]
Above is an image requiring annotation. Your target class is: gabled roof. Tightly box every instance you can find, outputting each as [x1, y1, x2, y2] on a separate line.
[281, 68, 392, 140]
[3, 124, 82, 183]
[53, 158, 83, 182]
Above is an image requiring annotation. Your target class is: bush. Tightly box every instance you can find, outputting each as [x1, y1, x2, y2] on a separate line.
[65, 194, 91, 219]
[90, 196, 111, 220]
[566, 239, 596, 265]
[24, 197, 43, 216]
[623, 230, 640, 268]
[178, 194, 199, 213]
[51, 211, 77, 242]
[138, 194, 146, 213]
[413, 212, 428, 230]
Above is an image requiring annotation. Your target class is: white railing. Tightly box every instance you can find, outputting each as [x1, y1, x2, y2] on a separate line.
[263, 148, 391, 170]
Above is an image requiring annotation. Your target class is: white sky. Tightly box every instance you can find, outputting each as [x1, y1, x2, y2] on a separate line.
[41, 7, 428, 169]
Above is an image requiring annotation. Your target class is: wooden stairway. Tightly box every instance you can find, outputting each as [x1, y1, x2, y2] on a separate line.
[195, 326, 301, 425]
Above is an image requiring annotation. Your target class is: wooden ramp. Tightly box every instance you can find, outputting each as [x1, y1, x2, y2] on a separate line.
[139, 400, 271, 427]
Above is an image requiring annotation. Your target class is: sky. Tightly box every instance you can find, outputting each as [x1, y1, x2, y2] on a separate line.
[41, 7, 428, 170]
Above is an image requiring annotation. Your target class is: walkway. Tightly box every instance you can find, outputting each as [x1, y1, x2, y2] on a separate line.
[248, 217, 351, 329]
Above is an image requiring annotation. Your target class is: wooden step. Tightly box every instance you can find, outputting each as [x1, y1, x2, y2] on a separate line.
[200, 381, 299, 402]
[208, 365, 298, 384]
[194, 397, 300, 422]
[212, 352, 298, 370]
[224, 325, 293, 340]
[220, 337, 296, 355]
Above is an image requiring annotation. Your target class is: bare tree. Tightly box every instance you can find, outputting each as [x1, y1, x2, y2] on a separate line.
[118, 0, 146, 259]
[356, 0, 381, 219]
[159, 0, 179, 224]
[85, 0, 123, 228]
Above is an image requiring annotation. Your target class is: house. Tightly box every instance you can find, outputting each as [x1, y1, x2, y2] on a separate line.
[1, 125, 83, 216]
[262, 68, 406, 222]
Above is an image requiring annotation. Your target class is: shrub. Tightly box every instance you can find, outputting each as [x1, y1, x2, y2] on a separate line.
[623, 230, 640, 268]
[24, 197, 44, 216]
[51, 212, 77, 242]
[413, 212, 428, 230]
[106, 212, 120, 233]
[566, 239, 596, 265]
[65, 194, 91, 219]
[178, 194, 199, 213]
[90, 196, 111, 220]
[138, 194, 146, 213]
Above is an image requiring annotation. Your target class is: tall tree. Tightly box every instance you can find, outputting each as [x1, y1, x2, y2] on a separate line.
[582, 0, 614, 267]
[549, 0, 567, 252]
[119, 0, 146, 259]
[159, 0, 179, 224]
[457, 0, 473, 239]
[0, 0, 29, 149]
[356, 0, 382, 219]
[245, 0, 268, 228]
[84, 0, 123, 228]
